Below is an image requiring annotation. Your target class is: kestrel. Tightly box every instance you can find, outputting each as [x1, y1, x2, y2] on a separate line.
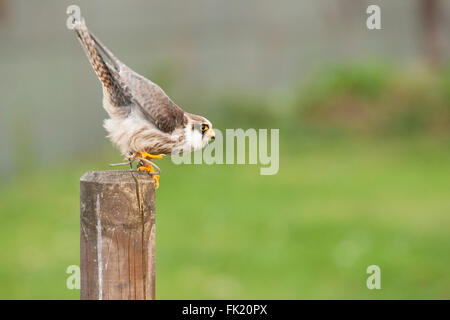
[72, 17, 215, 188]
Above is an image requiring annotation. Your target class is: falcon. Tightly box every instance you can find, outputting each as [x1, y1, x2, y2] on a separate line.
[72, 17, 215, 188]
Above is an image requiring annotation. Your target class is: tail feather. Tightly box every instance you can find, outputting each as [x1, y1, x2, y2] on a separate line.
[74, 19, 129, 107]
[89, 31, 121, 70]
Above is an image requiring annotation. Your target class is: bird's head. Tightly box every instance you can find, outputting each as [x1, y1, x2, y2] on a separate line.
[185, 113, 215, 150]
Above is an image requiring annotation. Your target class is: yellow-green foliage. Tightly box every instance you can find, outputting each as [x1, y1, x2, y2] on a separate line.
[296, 64, 450, 137]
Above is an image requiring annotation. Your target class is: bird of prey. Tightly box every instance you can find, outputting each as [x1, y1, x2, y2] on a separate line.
[72, 17, 215, 188]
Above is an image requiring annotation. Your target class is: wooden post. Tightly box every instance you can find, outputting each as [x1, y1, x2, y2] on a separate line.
[80, 170, 156, 300]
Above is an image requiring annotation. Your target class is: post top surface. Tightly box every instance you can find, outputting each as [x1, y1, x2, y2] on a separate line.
[80, 170, 155, 185]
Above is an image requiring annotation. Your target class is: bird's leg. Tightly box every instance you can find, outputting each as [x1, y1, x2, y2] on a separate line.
[135, 152, 164, 188]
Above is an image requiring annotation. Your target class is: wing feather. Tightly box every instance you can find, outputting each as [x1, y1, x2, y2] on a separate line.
[90, 33, 185, 133]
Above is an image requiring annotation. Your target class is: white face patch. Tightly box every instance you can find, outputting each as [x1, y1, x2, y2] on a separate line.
[184, 125, 204, 151]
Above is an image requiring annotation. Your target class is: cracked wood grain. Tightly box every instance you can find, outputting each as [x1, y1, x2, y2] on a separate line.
[80, 170, 156, 300]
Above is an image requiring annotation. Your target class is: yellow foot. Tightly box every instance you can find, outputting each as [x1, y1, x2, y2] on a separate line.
[138, 165, 160, 188]
[136, 153, 161, 188]
[136, 152, 164, 160]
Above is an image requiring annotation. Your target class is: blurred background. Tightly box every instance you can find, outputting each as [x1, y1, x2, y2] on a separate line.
[0, 0, 449, 299]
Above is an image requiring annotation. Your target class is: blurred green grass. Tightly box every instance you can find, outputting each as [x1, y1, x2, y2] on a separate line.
[1, 63, 449, 299]
[0, 135, 449, 299]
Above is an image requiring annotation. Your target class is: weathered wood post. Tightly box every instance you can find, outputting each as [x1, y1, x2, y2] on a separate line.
[80, 171, 156, 300]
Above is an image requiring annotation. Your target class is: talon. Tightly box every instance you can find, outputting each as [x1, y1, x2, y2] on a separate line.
[137, 161, 160, 189]
[135, 151, 163, 188]
[153, 174, 160, 189]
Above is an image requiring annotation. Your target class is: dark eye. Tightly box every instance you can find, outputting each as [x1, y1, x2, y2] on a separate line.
[201, 124, 209, 133]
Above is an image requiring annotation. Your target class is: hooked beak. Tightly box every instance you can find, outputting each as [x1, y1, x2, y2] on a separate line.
[206, 128, 215, 140]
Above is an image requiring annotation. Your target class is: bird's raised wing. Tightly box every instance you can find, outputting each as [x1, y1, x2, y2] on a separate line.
[120, 69, 185, 133]
[90, 33, 185, 133]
